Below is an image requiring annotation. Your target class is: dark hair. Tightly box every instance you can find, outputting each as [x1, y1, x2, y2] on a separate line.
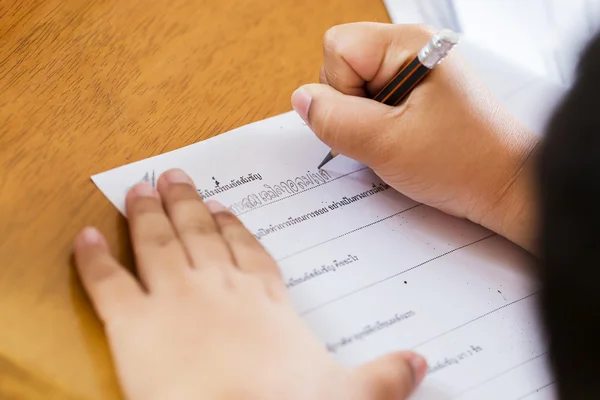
[538, 29, 600, 399]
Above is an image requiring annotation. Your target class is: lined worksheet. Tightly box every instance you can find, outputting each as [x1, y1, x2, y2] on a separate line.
[93, 109, 556, 399]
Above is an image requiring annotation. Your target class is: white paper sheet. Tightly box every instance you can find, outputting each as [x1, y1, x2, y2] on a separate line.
[92, 108, 557, 399]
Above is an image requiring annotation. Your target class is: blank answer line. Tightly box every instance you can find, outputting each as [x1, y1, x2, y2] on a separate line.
[516, 381, 556, 400]
[411, 291, 538, 350]
[299, 233, 495, 316]
[452, 352, 549, 399]
[276, 204, 422, 262]
[236, 167, 369, 216]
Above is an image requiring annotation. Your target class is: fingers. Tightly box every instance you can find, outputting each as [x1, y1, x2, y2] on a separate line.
[291, 83, 399, 166]
[291, 23, 438, 166]
[109, 169, 280, 297]
[125, 182, 191, 292]
[321, 22, 434, 96]
[207, 201, 282, 282]
[156, 169, 234, 269]
[74, 227, 144, 324]
[354, 351, 428, 399]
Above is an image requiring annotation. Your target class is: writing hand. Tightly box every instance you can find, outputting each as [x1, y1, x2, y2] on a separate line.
[292, 22, 539, 253]
[73, 168, 427, 400]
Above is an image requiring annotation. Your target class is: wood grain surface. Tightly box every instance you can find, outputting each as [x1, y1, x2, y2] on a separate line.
[0, 0, 391, 398]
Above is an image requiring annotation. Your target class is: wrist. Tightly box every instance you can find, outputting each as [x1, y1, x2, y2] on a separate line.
[471, 127, 540, 255]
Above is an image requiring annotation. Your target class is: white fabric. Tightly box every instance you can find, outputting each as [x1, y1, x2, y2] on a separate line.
[383, 0, 600, 86]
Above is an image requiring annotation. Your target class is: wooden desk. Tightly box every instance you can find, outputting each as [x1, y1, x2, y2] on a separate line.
[0, 0, 391, 398]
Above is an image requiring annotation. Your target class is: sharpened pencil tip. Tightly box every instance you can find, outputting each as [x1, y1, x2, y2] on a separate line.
[318, 152, 334, 169]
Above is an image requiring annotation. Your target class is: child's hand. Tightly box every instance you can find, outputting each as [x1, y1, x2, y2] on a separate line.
[292, 22, 539, 252]
[74, 169, 427, 400]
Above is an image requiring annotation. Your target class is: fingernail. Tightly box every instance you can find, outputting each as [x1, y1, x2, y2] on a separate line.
[291, 87, 312, 123]
[132, 182, 158, 197]
[408, 353, 428, 385]
[164, 169, 194, 185]
[79, 227, 103, 245]
[205, 200, 227, 213]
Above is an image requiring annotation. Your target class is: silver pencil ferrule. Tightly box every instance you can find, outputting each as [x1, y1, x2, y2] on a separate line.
[418, 29, 460, 69]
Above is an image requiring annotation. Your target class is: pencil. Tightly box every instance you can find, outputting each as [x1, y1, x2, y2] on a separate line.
[317, 28, 460, 169]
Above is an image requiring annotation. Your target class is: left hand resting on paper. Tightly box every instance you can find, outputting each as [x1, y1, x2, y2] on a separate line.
[73, 168, 427, 400]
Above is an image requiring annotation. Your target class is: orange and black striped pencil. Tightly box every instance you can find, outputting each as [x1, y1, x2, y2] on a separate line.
[317, 28, 460, 169]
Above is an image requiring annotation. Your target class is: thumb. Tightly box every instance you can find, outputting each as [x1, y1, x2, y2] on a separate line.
[291, 83, 399, 166]
[353, 351, 428, 400]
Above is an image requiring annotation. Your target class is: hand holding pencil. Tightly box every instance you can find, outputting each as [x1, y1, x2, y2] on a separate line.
[317, 27, 459, 168]
[291, 22, 539, 252]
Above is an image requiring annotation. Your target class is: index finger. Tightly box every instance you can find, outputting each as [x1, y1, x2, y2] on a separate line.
[322, 22, 435, 97]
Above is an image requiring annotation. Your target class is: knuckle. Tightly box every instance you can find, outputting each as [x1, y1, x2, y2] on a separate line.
[130, 196, 162, 216]
[88, 261, 120, 286]
[323, 23, 356, 57]
[178, 218, 218, 237]
[167, 183, 199, 199]
[142, 227, 176, 248]
[213, 210, 241, 228]
[129, 202, 179, 248]
[323, 25, 341, 52]
[171, 201, 218, 233]
[165, 182, 198, 201]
